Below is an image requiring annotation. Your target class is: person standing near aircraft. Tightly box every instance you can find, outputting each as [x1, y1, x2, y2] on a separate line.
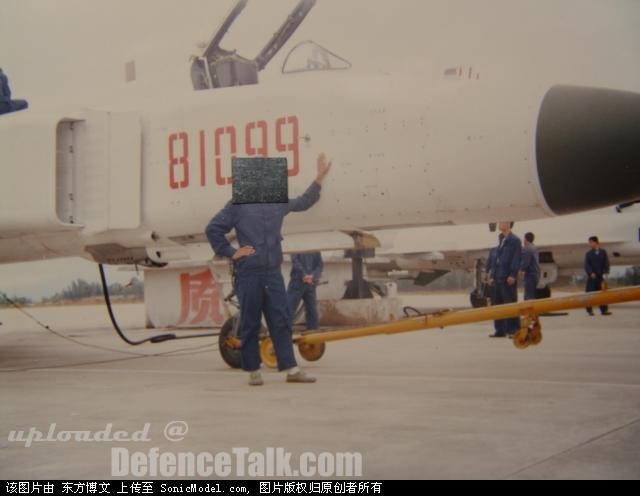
[0, 68, 28, 115]
[584, 236, 612, 316]
[488, 222, 522, 337]
[519, 232, 540, 301]
[205, 153, 332, 386]
[485, 245, 498, 284]
[485, 233, 504, 290]
[287, 252, 323, 331]
[485, 232, 503, 333]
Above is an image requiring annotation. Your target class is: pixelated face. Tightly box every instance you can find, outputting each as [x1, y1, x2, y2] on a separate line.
[589, 239, 599, 249]
[231, 157, 288, 204]
[498, 222, 511, 233]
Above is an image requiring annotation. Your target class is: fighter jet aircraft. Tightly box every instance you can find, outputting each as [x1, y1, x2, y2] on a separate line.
[1, 0, 639, 331]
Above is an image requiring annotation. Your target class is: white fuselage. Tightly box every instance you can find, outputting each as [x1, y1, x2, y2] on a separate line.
[1, 0, 639, 266]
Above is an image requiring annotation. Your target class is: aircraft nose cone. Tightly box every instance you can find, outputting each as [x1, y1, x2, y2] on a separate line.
[536, 85, 640, 214]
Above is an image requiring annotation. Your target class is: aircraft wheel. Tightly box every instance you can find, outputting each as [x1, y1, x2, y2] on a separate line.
[219, 316, 242, 369]
[470, 290, 489, 308]
[260, 337, 278, 369]
[535, 286, 551, 299]
[298, 341, 326, 362]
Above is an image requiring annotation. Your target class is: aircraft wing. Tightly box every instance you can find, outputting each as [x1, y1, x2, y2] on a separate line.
[366, 207, 640, 284]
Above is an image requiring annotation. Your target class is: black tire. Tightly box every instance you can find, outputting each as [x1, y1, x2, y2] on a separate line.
[219, 316, 242, 369]
[535, 285, 552, 299]
[470, 289, 489, 308]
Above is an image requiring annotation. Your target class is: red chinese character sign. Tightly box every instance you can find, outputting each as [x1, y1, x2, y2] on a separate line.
[177, 269, 225, 326]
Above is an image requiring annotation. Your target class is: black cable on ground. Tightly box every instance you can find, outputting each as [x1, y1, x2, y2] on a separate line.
[0, 290, 219, 373]
[0, 290, 147, 357]
[98, 263, 217, 345]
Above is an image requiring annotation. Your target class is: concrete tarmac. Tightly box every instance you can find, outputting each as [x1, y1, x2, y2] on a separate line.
[1, 294, 639, 480]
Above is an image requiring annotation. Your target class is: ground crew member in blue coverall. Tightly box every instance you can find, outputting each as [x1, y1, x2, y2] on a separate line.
[519, 232, 540, 301]
[205, 153, 332, 386]
[485, 233, 503, 332]
[584, 236, 612, 316]
[288, 252, 323, 330]
[487, 222, 522, 337]
[485, 233, 504, 299]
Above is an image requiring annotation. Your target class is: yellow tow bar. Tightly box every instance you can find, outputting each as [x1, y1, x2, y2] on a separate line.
[223, 286, 640, 368]
[293, 286, 640, 353]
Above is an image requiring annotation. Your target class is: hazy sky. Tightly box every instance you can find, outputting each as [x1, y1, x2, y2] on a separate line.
[0, 258, 139, 301]
[3, 0, 640, 101]
[1, 0, 639, 299]
[0, 0, 303, 104]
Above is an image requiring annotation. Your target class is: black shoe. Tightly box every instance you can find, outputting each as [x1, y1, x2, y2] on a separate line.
[488, 333, 507, 338]
[601, 311, 612, 316]
[587, 312, 594, 316]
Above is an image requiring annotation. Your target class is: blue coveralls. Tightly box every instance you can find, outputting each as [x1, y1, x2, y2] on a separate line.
[520, 244, 540, 301]
[489, 232, 522, 335]
[584, 248, 610, 314]
[485, 238, 504, 334]
[486, 247, 498, 277]
[205, 182, 321, 371]
[0, 70, 28, 115]
[485, 246, 500, 332]
[287, 252, 323, 330]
